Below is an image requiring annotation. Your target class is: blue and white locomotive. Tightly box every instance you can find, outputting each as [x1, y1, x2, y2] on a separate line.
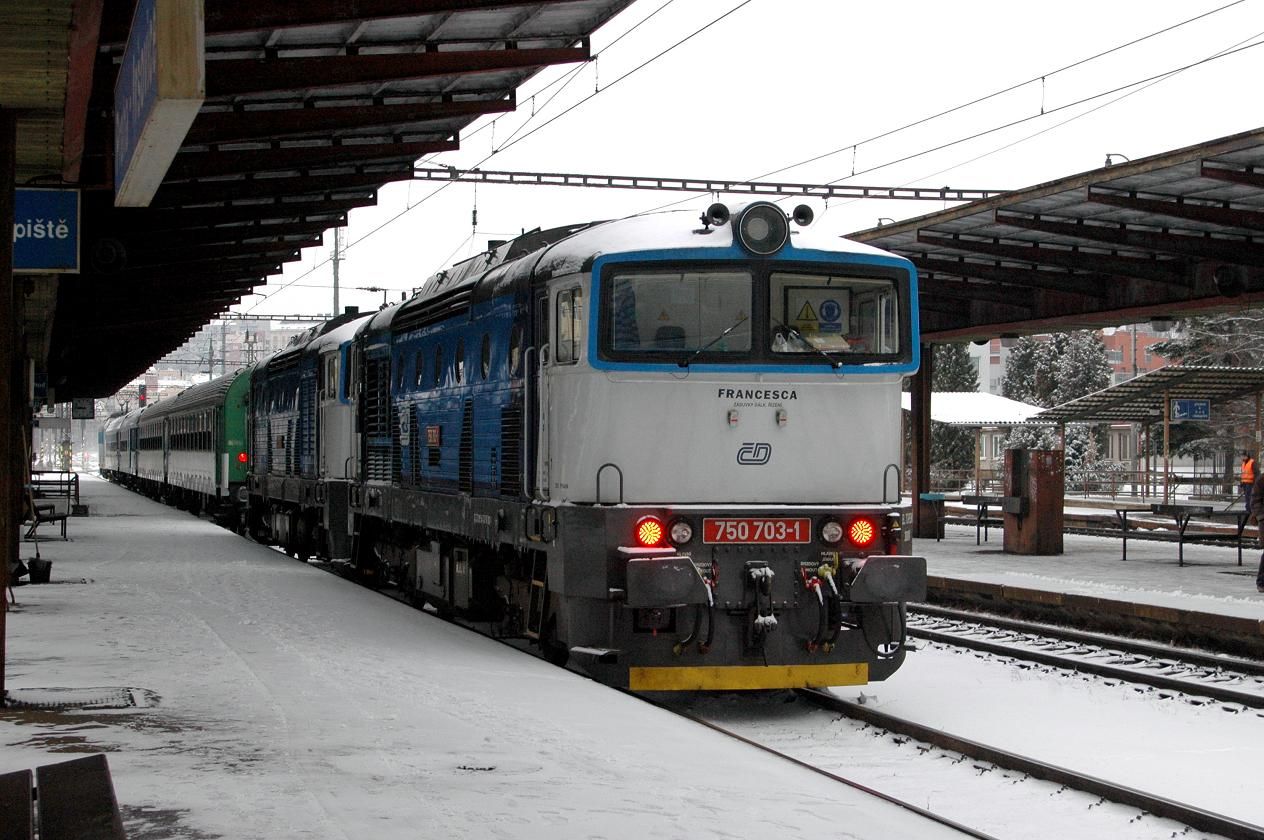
[123, 200, 926, 691]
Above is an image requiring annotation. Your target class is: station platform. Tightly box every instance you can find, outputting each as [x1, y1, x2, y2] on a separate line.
[918, 507, 1264, 658]
[0, 477, 970, 840]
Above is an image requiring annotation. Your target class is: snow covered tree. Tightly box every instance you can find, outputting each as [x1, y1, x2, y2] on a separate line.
[1052, 331, 1112, 405]
[930, 344, 979, 481]
[1001, 337, 1040, 405]
[932, 343, 979, 393]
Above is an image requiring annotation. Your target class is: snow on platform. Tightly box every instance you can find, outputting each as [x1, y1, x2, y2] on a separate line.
[1, 477, 969, 840]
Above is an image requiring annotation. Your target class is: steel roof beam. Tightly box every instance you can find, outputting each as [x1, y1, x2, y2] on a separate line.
[168, 138, 460, 180]
[96, 197, 374, 233]
[916, 232, 1191, 287]
[119, 238, 322, 271]
[100, 1, 584, 43]
[919, 276, 1036, 308]
[186, 97, 511, 144]
[994, 211, 1264, 267]
[1085, 188, 1264, 232]
[205, 43, 589, 98]
[124, 220, 338, 250]
[61, 0, 102, 183]
[910, 256, 1108, 299]
[1200, 162, 1264, 189]
[150, 169, 409, 206]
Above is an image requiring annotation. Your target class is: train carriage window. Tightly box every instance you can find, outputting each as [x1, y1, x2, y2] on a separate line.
[556, 287, 583, 364]
[480, 334, 491, 380]
[455, 338, 465, 384]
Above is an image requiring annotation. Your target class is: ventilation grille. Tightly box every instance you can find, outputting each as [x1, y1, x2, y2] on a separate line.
[499, 403, 522, 497]
[459, 399, 474, 493]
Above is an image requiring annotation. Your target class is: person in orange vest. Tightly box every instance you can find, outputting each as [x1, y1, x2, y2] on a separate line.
[1241, 451, 1256, 513]
[1250, 466, 1264, 593]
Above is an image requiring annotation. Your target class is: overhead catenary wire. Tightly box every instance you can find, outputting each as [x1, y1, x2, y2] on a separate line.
[249, 1, 1251, 313]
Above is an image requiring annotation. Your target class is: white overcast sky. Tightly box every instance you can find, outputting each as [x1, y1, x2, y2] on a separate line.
[234, 0, 1264, 319]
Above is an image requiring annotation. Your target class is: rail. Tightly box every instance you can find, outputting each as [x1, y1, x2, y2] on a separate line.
[798, 689, 1264, 840]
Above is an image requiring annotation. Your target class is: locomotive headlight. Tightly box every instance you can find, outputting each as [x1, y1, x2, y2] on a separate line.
[735, 202, 790, 255]
[820, 519, 844, 545]
[635, 516, 666, 548]
[668, 519, 694, 546]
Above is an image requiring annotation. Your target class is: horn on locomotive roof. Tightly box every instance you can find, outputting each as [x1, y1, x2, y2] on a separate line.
[792, 204, 814, 227]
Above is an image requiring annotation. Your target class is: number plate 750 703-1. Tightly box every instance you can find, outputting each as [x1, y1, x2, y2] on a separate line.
[702, 517, 812, 544]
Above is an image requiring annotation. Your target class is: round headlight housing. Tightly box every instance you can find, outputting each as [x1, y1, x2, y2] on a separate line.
[734, 202, 790, 256]
[820, 519, 844, 545]
[848, 517, 879, 549]
[669, 519, 694, 546]
[635, 515, 666, 548]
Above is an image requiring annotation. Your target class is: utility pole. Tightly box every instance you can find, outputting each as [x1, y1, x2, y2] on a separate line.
[332, 227, 342, 316]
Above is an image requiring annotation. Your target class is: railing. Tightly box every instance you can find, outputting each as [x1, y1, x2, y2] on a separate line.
[926, 466, 1237, 502]
[30, 469, 80, 509]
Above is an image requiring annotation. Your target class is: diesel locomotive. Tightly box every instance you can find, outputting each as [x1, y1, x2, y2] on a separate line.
[102, 201, 927, 691]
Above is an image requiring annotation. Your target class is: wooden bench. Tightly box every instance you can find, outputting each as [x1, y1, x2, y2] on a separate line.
[0, 754, 126, 840]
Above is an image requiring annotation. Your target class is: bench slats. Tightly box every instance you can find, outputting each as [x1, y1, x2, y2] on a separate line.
[35, 755, 126, 840]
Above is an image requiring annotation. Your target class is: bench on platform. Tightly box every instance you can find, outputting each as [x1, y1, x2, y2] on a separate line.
[0, 754, 127, 840]
[23, 486, 68, 542]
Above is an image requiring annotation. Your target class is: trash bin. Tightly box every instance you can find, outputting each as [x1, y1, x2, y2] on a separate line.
[27, 558, 52, 584]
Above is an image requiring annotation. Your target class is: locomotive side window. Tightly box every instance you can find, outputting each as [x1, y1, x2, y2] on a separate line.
[480, 334, 491, 380]
[769, 272, 900, 356]
[455, 337, 465, 383]
[556, 287, 583, 364]
[433, 345, 444, 386]
[604, 270, 751, 356]
[509, 324, 523, 376]
[413, 351, 425, 388]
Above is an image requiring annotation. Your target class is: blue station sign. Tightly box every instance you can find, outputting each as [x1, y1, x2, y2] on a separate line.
[13, 188, 81, 274]
[1171, 398, 1211, 421]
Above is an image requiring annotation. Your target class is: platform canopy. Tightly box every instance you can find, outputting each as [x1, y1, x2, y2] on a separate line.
[1036, 365, 1264, 424]
[1, 0, 635, 400]
[851, 128, 1264, 344]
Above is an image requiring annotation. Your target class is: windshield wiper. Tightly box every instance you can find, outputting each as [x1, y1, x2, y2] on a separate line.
[771, 318, 845, 369]
[678, 315, 749, 368]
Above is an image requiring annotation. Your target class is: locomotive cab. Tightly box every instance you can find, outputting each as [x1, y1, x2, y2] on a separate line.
[527, 203, 927, 690]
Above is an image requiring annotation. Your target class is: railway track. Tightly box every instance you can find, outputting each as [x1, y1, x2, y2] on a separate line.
[907, 605, 1264, 710]
[795, 688, 1264, 840]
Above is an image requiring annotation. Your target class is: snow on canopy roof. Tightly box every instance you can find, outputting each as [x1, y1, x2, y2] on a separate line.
[900, 391, 1047, 427]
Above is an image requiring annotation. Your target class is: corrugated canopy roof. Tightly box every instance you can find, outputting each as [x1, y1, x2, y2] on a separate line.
[851, 127, 1264, 345]
[3, 0, 636, 399]
[1036, 365, 1264, 423]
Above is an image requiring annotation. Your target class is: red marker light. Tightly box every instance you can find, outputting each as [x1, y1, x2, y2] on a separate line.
[635, 516, 665, 548]
[237, 451, 248, 463]
[848, 517, 878, 549]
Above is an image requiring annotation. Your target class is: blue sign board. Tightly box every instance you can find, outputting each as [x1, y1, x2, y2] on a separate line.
[114, 0, 159, 199]
[1171, 398, 1211, 421]
[13, 188, 80, 273]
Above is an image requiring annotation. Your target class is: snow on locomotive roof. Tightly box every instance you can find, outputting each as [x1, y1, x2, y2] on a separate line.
[389, 206, 910, 327]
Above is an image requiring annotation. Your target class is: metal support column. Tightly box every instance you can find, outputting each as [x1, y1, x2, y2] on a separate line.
[910, 344, 934, 537]
[0, 109, 16, 706]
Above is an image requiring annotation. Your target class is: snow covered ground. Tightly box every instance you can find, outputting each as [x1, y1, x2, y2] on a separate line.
[1, 478, 971, 840]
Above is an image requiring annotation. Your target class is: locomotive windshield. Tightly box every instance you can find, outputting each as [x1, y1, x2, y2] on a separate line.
[600, 265, 904, 364]
[769, 271, 899, 356]
[608, 270, 753, 354]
